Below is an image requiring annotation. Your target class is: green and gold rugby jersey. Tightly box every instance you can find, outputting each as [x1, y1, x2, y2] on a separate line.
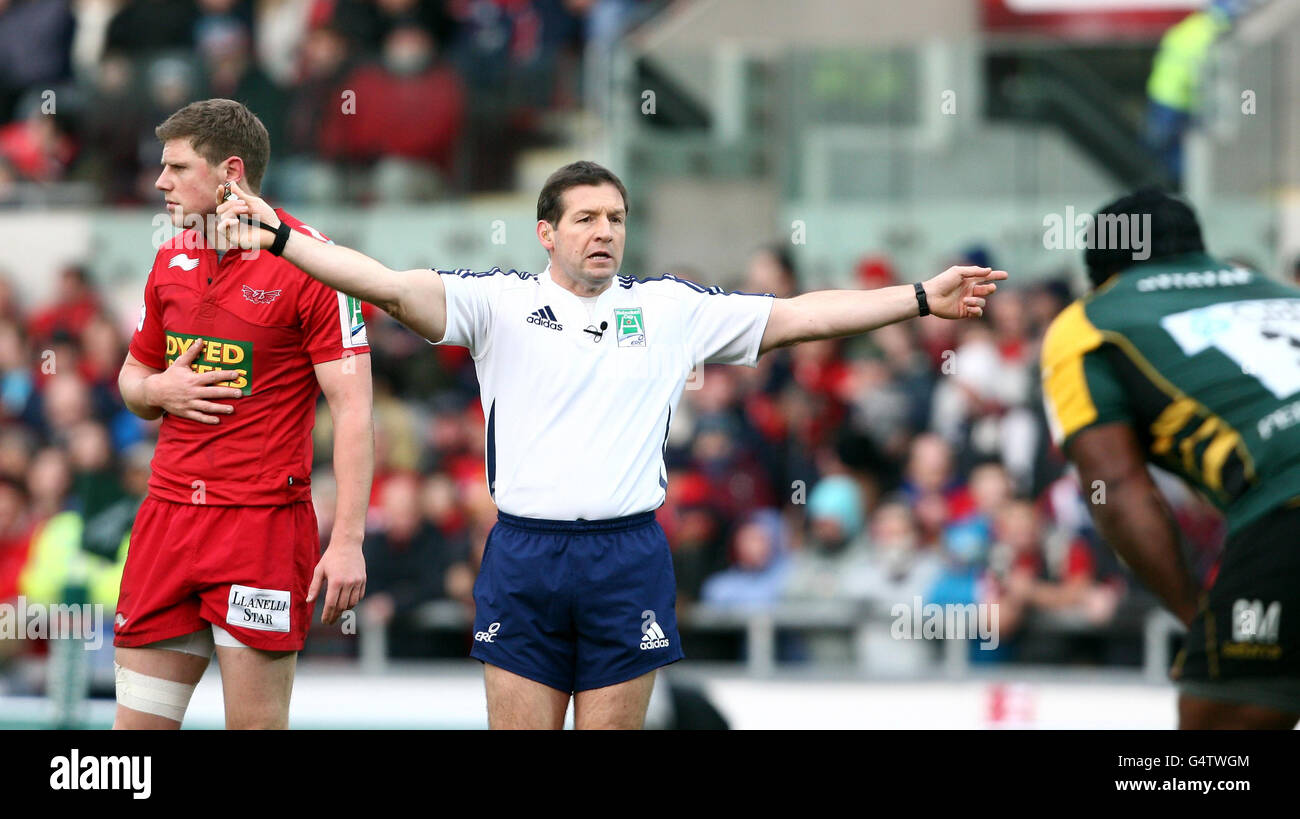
[1041, 252, 1300, 536]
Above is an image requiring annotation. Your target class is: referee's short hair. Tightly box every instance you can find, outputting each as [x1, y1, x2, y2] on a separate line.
[537, 161, 629, 226]
[156, 99, 271, 194]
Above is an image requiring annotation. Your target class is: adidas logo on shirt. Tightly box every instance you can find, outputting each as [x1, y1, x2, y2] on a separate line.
[640, 610, 670, 650]
[526, 305, 563, 332]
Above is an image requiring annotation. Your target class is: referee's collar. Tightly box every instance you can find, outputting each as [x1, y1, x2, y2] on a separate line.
[542, 262, 617, 301]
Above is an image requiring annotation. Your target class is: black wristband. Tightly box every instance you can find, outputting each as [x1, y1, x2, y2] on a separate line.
[267, 220, 292, 257]
[914, 281, 931, 317]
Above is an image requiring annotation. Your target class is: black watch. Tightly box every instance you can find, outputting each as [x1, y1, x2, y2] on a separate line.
[266, 220, 292, 256]
[913, 281, 931, 317]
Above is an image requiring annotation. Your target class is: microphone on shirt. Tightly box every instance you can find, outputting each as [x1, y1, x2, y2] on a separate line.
[584, 321, 608, 342]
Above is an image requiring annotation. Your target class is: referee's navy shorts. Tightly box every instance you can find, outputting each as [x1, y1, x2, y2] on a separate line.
[470, 510, 684, 693]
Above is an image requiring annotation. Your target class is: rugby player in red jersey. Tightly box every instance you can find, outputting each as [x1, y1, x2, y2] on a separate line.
[112, 99, 373, 729]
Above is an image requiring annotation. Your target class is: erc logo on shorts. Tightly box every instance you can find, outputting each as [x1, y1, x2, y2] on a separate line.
[227, 585, 290, 632]
[165, 332, 253, 394]
[475, 622, 501, 643]
[640, 609, 669, 650]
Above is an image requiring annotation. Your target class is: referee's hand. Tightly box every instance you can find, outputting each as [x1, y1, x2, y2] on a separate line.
[215, 180, 279, 251]
[142, 339, 242, 424]
[922, 265, 1009, 319]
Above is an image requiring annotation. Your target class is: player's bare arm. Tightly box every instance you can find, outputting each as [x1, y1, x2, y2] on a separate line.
[308, 354, 373, 625]
[118, 339, 243, 424]
[758, 265, 1007, 355]
[214, 180, 450, 343]
[1067, 422, 1200, 626]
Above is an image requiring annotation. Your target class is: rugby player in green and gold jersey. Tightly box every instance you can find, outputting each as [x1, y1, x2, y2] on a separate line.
[1041, 189, 1300, 729]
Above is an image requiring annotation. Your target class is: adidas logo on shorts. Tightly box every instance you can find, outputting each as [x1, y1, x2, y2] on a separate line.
[526, 305, 563, 332]
[640, 609, 669, 650]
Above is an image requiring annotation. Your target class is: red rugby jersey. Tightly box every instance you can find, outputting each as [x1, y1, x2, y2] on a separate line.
[128, 209, 370, 506]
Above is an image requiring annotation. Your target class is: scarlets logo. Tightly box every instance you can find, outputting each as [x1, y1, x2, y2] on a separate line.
[242, 285, 282, 305]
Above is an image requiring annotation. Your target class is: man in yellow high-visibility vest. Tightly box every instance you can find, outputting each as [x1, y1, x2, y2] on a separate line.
[1144, 1, 1247, 185]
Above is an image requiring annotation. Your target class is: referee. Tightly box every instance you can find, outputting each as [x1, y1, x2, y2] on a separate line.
[216, 162, 1006, 729]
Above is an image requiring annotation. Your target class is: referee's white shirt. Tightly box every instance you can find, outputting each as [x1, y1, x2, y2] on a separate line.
[435, 263, 775, 520]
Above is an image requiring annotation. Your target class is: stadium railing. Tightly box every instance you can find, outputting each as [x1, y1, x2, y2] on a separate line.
[358, 599, 1185, 681]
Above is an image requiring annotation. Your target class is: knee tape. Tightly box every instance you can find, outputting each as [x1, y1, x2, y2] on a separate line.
[114, 664, 196, 723]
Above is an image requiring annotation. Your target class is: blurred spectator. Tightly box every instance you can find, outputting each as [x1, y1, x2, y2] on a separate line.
[77, 313, 129, 424]
[786, 474, 868, 601]
[0, 426, 34, 482]
[989, 499, 1122, 641]
[104, 0, 200, 57]
[0, 477, 32, 602]
[743, 244, 799, 299]
[0, 318, 35, 423]
[0, 273, 19, 321]
[0, 0, 76, 123]
[420, 472, 474, 604]
[67, 420, 131, 552]
[656, 469, 726, 605]
[360, 472, 472, 657]
[700, 509, 792, 610]
[277, 22, 353, 201]
[931, 318, 1038, 491]
[899, 433, 972, 523]
[195, 0, 254, 39]
[330, 23, 465, 200]
[0, 103, 77, 183]
[326, 0, 455, 56]
[686, 410, 775, 518]
[26, 446, 71, 522]
[27, 266, 99, 348]
[135, 55, 198, 198]
[448, 0, 581, 95]
[80, 52, 151, 203]
[39, 373, 93, 440]
[447, 0, 584, 189]
[854, 498, 942, 605]
[197, 18, 287, 152]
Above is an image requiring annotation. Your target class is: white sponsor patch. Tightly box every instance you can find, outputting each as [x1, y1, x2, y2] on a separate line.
[1160, 299, 1300, 399]
[337, 292, 368, 348]
[168, 253, 199, 271]
[226, 585, 291, 632]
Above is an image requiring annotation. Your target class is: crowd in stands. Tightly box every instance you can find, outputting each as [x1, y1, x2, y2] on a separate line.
[0, 0, 659, 204]
[0, 2, 1235, 676]
[0, 238, 1234, 678]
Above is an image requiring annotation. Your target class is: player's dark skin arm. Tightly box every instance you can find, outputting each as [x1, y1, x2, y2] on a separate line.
[1067, 423, 1200, 626]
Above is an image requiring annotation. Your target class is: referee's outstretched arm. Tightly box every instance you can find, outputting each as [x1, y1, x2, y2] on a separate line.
[757, 264, 1008, 355]
[217, 180, 1008, 355]
[216, 181, 450, 343]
